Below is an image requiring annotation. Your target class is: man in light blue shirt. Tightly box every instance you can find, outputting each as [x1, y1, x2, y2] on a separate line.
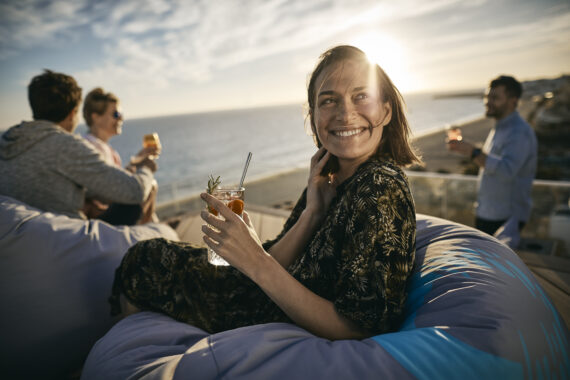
[448, 75, 538, 248]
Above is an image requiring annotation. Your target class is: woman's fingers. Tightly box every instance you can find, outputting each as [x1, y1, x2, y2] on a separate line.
[200, 192, 236, 221]
[200, 210, 225, 229]
[314, 151, 330, 172]
[309, 147, 330, 175]
[200, 193, 248, 245]
[202, 234, 223, 254]
[201, 222, 223, 241]
[309, 152, 331, 185]
[137, 147, 154, 158]
[243, 211, 253, 228]
[310, 146, 327, 167]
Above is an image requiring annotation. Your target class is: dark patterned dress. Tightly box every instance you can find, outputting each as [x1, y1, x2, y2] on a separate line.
[110, 157, 416, 335]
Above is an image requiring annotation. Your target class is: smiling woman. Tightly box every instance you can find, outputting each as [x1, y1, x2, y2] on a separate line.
[109, 45, 421, 343]
[350, 32, 417, 93]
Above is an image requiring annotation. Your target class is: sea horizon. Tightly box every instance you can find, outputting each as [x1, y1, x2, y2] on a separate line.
[3, 90, 487, 204]
[85, 87, 487, 132]
[95, 90, 485, 204]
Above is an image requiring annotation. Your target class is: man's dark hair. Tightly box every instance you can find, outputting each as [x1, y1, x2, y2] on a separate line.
[28, 69, 82, 123]
[490, 75, 522, 99]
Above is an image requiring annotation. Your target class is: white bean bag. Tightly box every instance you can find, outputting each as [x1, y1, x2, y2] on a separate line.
[81, 214, 569, 379]
[0, 195, 179, 379]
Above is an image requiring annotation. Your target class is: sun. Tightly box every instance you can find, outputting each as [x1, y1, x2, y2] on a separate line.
[349, 32, 417, 93]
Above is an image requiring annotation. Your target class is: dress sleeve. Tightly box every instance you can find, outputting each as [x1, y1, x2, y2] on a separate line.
[333, 171, 416, 333]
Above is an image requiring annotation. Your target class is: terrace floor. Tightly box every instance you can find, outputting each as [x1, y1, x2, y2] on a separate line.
[516, 249, 570, 328]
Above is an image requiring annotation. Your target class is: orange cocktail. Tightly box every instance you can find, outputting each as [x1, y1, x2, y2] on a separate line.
[142, 133, 161, 159]
[143, 133, 160, 148]
[446, 126, 462, 142]
[207, 186, 245, 266]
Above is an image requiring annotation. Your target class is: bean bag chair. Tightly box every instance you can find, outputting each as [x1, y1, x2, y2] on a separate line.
[0, 195, 179, 379]
[81, 214, 569, 380]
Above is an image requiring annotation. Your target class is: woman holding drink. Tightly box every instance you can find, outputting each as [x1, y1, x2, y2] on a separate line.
[82, 88, 160, 225]
[110, 45, 421, 340]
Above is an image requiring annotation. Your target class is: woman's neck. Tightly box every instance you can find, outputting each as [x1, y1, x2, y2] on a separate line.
[89, 128, 111, 143]
[334, 156, 371, 184]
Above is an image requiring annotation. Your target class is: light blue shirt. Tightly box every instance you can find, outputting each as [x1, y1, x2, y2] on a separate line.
[477, 111, 537, 223]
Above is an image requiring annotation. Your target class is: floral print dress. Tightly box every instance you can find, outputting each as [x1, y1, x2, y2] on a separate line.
[110, 157, 416, 335]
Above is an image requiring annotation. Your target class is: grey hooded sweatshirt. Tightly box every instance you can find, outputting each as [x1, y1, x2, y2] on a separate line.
[0, 120, 155, 219]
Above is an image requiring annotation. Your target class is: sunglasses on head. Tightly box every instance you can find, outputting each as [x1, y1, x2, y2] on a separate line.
[113, 110, 123, 120]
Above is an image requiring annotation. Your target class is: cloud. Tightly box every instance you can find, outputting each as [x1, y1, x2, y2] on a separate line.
[0, 0, 90, 57]
[0, 0, 484, 86]
[416, 8, 570, 66]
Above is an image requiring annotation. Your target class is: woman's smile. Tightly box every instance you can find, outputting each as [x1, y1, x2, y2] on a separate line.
[330, 127, 368, 138]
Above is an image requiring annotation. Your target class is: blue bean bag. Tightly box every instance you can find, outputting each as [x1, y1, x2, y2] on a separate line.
[81, 214, 569, 379]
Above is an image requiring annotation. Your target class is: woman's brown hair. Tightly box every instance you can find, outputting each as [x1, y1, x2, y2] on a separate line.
[83, 87, 119, 127]
[307, 45, 421, 167]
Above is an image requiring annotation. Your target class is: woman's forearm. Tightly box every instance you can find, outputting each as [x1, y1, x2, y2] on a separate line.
[267, 209, 323, 268]
[250, 254, 369, 340]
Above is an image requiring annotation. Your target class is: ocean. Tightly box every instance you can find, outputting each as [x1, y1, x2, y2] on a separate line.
[76, 91, 484, 204]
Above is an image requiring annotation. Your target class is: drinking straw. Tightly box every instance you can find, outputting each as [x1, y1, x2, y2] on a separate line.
[239, 152, 252, 188]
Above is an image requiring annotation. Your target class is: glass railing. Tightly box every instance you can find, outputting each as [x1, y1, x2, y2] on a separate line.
[156, 178, 203, 215]
[156, 171, 570, 255]
[406, 171, 570, 255]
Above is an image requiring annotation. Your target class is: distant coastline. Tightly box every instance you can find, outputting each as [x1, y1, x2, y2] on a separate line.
[432, 90, 484, 99]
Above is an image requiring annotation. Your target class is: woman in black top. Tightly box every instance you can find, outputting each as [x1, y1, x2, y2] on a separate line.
[110, 45, 422, 340]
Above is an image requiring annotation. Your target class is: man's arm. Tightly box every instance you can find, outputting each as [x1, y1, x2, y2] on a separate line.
[482, 133, 532, 180]
[447, 140, 487, 168]
[58, 134, 156, 204]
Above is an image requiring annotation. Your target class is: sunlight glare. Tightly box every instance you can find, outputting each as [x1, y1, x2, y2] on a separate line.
[350, 32, 417, 93]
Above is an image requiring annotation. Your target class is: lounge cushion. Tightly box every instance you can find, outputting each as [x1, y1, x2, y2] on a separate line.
[0, 195, 179, 379]
[81, 214, 569, 379]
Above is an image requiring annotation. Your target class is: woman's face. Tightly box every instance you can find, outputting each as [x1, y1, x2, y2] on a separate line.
[312, 59, 391, 168]
[92, 101, 123, 139]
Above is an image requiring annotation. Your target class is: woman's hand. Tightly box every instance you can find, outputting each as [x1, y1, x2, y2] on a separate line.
[128, 147, 159, 173]
[263, 147, 337, 268]
[200, 192, 268, 277]
[305, 147, 337, 220]
[130, 146, 161, 164]
[200, 193, 368, 340]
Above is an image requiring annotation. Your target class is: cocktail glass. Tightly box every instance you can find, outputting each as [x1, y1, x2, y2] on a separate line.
[207, 186, 245, 266]
[446, 126, 462, 142]
[142, 133, 161, 159]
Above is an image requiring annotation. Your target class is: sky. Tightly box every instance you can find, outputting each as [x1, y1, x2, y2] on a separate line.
[1, 0, 569, 127]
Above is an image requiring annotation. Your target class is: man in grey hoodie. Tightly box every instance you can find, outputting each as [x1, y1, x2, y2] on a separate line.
[0, 70, 156, 221]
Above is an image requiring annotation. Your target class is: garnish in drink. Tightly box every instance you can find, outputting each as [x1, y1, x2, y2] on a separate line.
[207, 175, 222, 215]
